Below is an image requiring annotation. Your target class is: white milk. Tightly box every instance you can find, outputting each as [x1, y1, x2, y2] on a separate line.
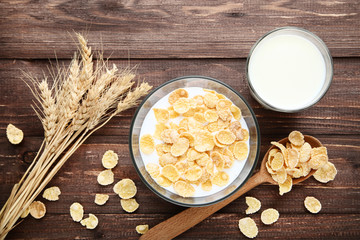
[139, 87, 250, 197]
[248, 34, 326, 111]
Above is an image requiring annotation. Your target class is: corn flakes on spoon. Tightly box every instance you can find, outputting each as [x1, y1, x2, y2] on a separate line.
[140, 135, 321, 240]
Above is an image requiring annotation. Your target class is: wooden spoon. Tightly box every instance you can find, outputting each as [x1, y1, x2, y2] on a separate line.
[140, 135, 322, 240]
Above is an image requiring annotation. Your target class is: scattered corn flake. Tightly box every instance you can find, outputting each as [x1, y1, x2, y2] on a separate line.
[113, 178, 137, 199]
[230, 105, 242, 120]
[233, 142, 248, 161]
[97, 169, 114, 186]
[266, 160, 276, 174]
[153, 108, 170, 123]
[245, 196, 261, 214]
[29, 201, 46, 219]
[161, 129, 179, 144]
[6, 123, 24, 144]
[286, 168, 302, 178]
[175, 160, 189, 173]
[194, 112, 207, 124]
[213, 134, 226, 148]
[174, 180, 195, 197]
[140, 134, 155, 154]
[184, 166, 202, 181]
[313, 162, 337, 183]
[299, 142, 312, 162]
[168, 88, 189, 105]
[80, 213, 98, 229]
[146, 163, 160, 178]
[216, 93, 226, 99]
[20, 206, 30, 218]
[70, 202, 84, 222]
[279, 175, 293, 195]
[212, 171, 229, 187]
[203, 93, 218, 109]
[218, 109, 232, 121]
[162, 164, 181, 182]
[270, 152, 284, 171]
[203, 89, 216, 94]
[241, 129, 249, 142]
[299, 162, 311, 177]
[207, 122, 220, 132]
[205, 160, 215, 175]
[304, 196, 322, 214]
[308, 154, 328, 170]
[170, 137, 189, 157]
[238, 217, 258, 239]
[102, 150, 118, 169]
[156, 175, 172, 187]
[121, 198, 139, 213]
[42, 186, 61, 201]
[201, 179, 213, 191]
[173, 98, 191, 114]
[271, 141, 287, 157]
[288, 130, 305, 146]
[216, 130, 236, 145]
[196, 153, 210, 167]
[136, 224, 149, 235]
[95, 194, 109, 206]
[194, 131, 214, 152]
[203, 109, 218, 123]
[261, 208, 279, 225]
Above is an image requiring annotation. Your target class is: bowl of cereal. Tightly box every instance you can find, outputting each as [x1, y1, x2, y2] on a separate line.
[129, 76, 260, 207]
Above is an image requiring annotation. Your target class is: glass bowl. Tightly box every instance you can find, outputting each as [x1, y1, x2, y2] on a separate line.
[246, 27, 333, 113]
[129, 76, 260, 207]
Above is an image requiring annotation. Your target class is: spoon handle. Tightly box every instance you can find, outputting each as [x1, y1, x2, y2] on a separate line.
[140, 171, 266, 240]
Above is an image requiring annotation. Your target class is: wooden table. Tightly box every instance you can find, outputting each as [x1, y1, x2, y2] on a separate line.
[1, 1, 359, 239]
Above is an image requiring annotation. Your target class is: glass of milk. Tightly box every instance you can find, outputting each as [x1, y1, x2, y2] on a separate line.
[246, 27, 333, 112]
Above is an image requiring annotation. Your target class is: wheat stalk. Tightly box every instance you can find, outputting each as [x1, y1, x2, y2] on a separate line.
[0, 33, 152, 239]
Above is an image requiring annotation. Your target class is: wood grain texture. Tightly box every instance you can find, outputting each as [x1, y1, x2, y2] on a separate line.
[1, 1, 360, 239]
[0, 0, 359, 59]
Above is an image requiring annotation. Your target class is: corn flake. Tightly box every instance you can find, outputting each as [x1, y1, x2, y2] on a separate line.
[80, 213, 98, 229]
[313, 162, 337, 183]
[70, 202, 84, 222]
[245, 196, 261, 214]
[20, 206, 30, 218]
[136, 224, 149, 235]
[201, 179, 213, 191]
[216, 130, 236, 145]
[173, 98, 191, 114]
[156, 175, 173, 187]
[174, 180, 195, 197]
[162, 164, 181, 182]
[271, 152, 284, 171]
[161, 129, 179, 144]
[288, 130, 305, 146]
[153, 108, 169, 123]
[95, 194, 109, 205]
[304, 196, 322, 214]
[42, 186, 61, 201]
[279, 175, 293, 195]
[287, 148, 299, 169]
[97, 169, 114, 186]
[204, 110, 218, 123]
[102, 150, 118, 169]
[146, 163, 160, 178]
[194, 131, 214, 152]
[121, 198, 139, 213]
[216, 99, 232, 111]
[194, 112, 207, 124]
[212, 171, 229, 187]
[168, 106, 180, 119]
[233, 142, 248, 161]
[6, 123, 24, 144]
[170, 137, 189, 157]
[113, 178, 137, 199]
[140, 134, 155, 154]
[184, 166, 202, 181]
[154, 123, 169, 140]
[261, 208, 279, 225]
[168, 88, 189, 105]
[238, 217, 258, 239]
[211, 151, 225, 171]
[309, 154, 328, 170]
[203, 93, 218, 109]
[230, 105, 242, 120]
[299, 142, 311, 162]
[29, 201, 46, 219]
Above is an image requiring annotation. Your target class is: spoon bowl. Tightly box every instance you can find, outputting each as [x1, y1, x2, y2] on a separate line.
[140, 135, 323, 240]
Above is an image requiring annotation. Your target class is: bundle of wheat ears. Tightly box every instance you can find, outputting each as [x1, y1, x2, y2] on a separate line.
[0, 33, 152, 239]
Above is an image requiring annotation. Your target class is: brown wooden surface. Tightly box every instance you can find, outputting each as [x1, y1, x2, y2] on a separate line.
[0, 0, 359, 239]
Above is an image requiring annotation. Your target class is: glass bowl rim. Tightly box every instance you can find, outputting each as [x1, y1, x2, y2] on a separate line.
[129, 75, 261, 207]
[245, 26, 334, 113]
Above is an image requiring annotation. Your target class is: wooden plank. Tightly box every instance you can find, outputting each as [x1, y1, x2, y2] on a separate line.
[5, 213, 360, 239]
[0, 1, 359, 59]
[0, 58, 359, 138]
